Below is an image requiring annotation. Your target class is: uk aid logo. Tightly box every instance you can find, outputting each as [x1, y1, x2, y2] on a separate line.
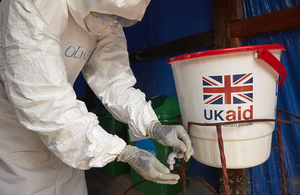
[202, 73, 254, 122]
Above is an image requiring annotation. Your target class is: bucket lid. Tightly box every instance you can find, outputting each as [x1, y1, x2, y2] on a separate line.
[168, 44, 285, 64]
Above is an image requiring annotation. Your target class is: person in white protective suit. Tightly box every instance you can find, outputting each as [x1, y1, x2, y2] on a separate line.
[0, 0, 192, 194]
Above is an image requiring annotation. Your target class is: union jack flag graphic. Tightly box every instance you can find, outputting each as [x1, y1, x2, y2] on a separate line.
[203, 73, 253, 104]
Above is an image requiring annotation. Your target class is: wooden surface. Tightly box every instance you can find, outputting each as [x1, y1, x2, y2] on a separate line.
[129, 29, 214, 64]
[231, 5, 300, 38]
[129, 3, 300, 63]
[228, 0, 244, 47]
[213, 0, 230, 49]
[214, 1, 248, 195]
[228, 0, 244, 22]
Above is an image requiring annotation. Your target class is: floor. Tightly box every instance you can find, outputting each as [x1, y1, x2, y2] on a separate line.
[85, 168, 216, 195]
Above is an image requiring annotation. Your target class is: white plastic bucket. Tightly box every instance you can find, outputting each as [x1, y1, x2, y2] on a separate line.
[168, 45, 286, 169]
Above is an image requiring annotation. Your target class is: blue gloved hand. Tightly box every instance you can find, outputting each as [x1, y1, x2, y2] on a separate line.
[146, 121, 192, 162]
[117, 145, 180, 184]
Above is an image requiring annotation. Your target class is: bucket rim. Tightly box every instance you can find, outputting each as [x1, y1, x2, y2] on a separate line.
[168, 44, 285, 64]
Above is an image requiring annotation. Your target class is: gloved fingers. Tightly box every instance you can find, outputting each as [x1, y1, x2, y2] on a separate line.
[174, 148, 191, 162]
[176, 150, 184, 159]
[150, 158, 180, 184]
[155, 173, 180, 185]
[134, 160, 180, 184]
[140, 170, 180, 185]
[184, 149, 192, 162]
[183, 140, 192, 161]
[150, 169, 180, 184]
[157, 180, 179, 185]
[152, 158, 171, 175]
[133, 166, 179, 185]
[154, 171, 180, 184]
[177, 131, 192, 162]
[169, 139, 187, 154]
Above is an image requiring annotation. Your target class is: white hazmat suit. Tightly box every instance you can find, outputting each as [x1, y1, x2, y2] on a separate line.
[0, 0, 192, 194]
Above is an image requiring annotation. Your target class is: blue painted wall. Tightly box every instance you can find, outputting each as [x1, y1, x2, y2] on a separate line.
[124, 0, 214, 97]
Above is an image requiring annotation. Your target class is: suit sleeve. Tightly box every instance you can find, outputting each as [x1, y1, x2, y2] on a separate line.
[1, 0, 126, 169]
[83, 25, 158, 141]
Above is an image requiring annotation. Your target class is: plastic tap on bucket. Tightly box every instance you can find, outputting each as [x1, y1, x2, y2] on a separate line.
[168, 45, 287, 87]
